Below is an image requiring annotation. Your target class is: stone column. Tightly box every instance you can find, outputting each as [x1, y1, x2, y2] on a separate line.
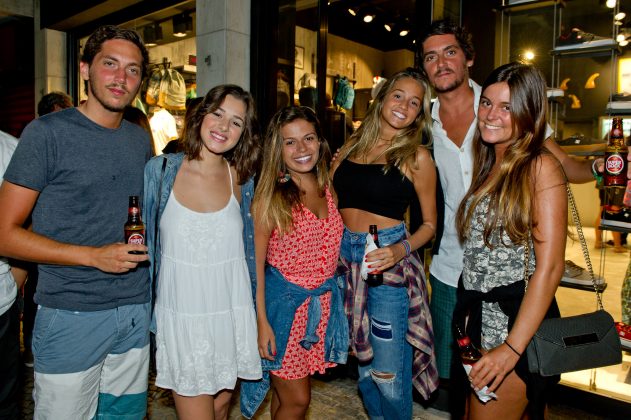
[195, 0, 250, 95]
[34, 0, 68, 112]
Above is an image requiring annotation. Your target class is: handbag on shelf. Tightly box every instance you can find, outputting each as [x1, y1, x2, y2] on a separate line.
[525, 184, 622, 377]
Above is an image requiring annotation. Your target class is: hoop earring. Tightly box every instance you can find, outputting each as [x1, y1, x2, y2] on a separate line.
[278, 170, 291, 183]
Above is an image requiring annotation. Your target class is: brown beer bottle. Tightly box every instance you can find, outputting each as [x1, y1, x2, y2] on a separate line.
[365, 224, 383, 287]
[124, 195, 146, 254]
[455, 324, 482, 366]
[604, 117, 627, 213]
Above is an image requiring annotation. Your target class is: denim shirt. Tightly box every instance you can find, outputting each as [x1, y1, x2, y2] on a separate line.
[240, 265, 348, 418]
[143, 152, 256, 331]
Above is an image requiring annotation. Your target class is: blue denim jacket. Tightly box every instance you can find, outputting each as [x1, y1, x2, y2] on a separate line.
[143, 153, 256, 331]
[240, 265, 348, 418]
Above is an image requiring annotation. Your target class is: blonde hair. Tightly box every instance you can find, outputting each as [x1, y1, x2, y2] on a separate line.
[253, 106, 331, 234]
[457, 62, 550, 246]
[338, 67, 432, 172]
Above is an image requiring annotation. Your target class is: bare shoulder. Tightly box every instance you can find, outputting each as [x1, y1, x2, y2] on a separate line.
[533, 153, 566, 189]
[410, 145, 434, 172]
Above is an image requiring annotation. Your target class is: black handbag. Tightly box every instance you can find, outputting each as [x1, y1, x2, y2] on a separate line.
[525, 184, 622, 377]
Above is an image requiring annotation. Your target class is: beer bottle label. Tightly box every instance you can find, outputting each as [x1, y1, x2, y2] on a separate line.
[127, 232, 145, 245]
[606, 154, 625, 175]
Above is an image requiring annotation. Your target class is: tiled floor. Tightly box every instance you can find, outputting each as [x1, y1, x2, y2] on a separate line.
[17, 227, 630, 419]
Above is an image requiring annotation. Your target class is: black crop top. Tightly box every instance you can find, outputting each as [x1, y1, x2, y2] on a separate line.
[333, 159, 416, 220]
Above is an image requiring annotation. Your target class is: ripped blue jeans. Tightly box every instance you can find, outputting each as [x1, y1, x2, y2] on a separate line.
[341, 224, 412, 420]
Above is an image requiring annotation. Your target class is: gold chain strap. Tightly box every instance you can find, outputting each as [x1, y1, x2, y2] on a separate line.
[566, 183, 603, 308]
[524, 183, 603, 310]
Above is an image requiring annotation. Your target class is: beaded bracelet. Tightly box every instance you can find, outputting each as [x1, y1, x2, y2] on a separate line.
[504, 339, 522, 357]
[591, 159, 603, 185]
[401, 240, 411, 257]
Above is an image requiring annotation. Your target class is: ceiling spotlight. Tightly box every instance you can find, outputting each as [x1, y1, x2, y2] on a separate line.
[143, 23, 163, 47]
[173, 13, 193, 38]
[606, 0, 617, 8]
[524, 50, 535, 61]
[617, 33, 627, 42]
[348, 8, 357, 16]
[615, 12, 626, 20]
[143, 26, 157, 47]
[399, 29, 409, 37]
[621, 40, 629, 46]
[363, 14, 375, 23]
[384, 23, 392, 32]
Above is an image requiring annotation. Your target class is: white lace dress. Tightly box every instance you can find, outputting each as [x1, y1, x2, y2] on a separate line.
[154, 168, 262, 396]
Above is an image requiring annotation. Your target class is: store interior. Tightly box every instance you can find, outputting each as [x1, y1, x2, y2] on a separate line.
[2, 0, 630, 411]
[109, 0, 631, 404]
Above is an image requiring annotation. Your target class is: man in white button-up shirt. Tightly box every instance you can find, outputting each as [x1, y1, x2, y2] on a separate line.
[420, 20, 600, 413]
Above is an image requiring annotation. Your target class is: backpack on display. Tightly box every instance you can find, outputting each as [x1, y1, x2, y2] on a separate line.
[158, 69, 186, 111]
[145, 68, 164, 106]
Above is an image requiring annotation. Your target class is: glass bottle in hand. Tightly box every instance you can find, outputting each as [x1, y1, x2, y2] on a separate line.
[455, 324, 496, 402]
[456, 324, 482, 365]
[366, 224, 383, 287]
[124, 195, 145, 254]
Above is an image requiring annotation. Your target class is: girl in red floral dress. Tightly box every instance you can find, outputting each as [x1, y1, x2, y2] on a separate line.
[251, 106, 345, 419]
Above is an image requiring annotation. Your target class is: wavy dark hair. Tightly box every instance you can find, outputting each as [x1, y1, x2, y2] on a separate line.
[37, 91, 73, 116]
[420, 19, 475, 61]
[181, 84, 262, 183]
[457, 62, 549, 247]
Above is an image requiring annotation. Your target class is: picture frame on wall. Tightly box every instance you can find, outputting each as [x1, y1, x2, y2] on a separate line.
[295, 46, 304, 69]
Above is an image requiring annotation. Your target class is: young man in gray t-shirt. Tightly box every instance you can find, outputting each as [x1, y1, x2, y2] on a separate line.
[0, 26, 152, 419]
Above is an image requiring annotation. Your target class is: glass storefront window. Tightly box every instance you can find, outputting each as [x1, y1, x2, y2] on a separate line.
[502, 0, 631, 404]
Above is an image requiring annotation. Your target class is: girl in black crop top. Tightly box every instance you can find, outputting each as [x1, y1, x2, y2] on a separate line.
[331, 68, 439, 418]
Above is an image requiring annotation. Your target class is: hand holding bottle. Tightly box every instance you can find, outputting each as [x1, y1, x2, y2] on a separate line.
[456, 325, 498, 402]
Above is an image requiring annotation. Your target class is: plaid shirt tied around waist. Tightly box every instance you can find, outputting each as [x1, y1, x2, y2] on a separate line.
[341, 250, 439, 399]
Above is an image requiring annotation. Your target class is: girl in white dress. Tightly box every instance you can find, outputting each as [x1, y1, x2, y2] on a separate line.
[144, 85, 262, 420]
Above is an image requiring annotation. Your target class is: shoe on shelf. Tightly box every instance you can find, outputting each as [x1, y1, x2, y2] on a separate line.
[561, 260, 605, 286]
[556, 133, 603, 146]
[546, 87, 564, 98]
[615, 322, 631, 350]
[555, 28, 616, 50]
[610, 93, 631, 102]
[607, 93, 631, 111]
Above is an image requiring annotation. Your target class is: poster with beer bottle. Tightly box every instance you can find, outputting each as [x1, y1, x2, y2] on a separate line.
[604, 117, 627, 213]
[124, 195, 146, 254]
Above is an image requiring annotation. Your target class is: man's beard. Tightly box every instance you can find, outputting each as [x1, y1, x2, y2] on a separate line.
[433, 65, 468, 94]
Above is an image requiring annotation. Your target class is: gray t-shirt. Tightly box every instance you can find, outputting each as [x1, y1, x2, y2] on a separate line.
[4, 108, 152, 311]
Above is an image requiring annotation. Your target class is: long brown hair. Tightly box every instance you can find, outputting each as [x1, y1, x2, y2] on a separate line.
[457, 62, 549, 246]
[253, 106, 331, 234]
[338, 67, 432, 173]
[181, 84, 261, 183]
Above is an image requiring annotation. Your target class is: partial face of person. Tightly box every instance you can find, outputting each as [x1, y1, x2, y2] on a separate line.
[478, 82, 514, 146]
[281, 118, 320, 177]
[379, 77, 423, 135]
[422, 34, 473, 94]
[80, 39, 143, 113]
[200, 94, 246, 155]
